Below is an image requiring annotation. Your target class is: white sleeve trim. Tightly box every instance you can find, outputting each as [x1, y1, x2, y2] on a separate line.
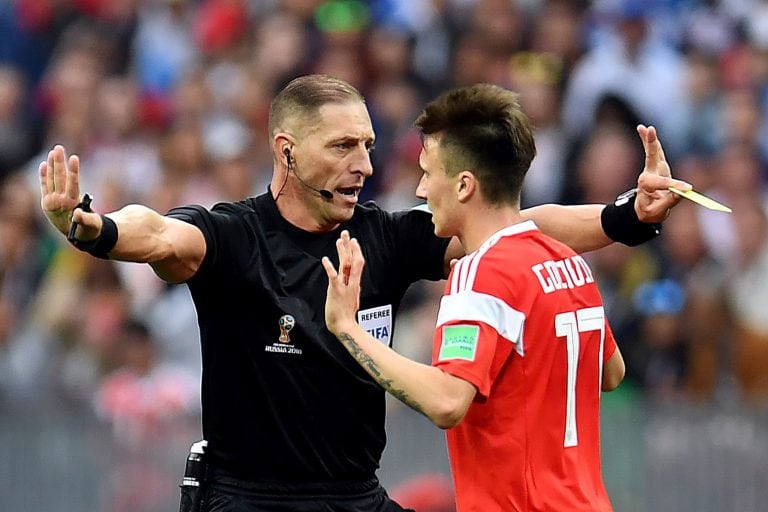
[436, 290, 526, 356]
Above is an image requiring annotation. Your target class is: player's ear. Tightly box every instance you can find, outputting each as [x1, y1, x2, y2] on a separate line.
[457, 171, 475, 203]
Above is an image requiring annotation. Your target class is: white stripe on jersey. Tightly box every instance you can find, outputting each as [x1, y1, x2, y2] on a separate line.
[459, 253, 472, 291]
[450, 256, 468, 295]
[436, 290, 526, 356]
[442, 221, 539, 356]
[465, 247, 485, 292]
[451, 242, 491, 293]
[449, 258, 459, 294]
[451, 220, 539, 293]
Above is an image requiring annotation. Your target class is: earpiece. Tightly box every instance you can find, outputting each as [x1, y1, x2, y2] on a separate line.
[282, 146, 333, 200]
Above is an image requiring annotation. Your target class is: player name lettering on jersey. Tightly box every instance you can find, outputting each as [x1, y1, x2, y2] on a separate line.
[531, 254, 594, 294]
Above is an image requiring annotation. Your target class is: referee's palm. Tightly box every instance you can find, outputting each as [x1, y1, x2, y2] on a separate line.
[39, 145, 82, 235]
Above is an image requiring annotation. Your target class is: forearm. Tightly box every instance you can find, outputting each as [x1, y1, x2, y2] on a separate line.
[105, 205, 172, 262]
[102, 205, 204, 282]
[602, 347, 626, 391]
[522, 204, 611, 253]
[335, 322, 472, 428]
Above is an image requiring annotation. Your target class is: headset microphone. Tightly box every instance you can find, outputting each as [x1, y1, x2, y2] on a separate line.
[284, 148, 334, 200]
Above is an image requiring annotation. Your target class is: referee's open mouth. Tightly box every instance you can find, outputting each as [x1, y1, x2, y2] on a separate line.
[336, 186, 361, 200]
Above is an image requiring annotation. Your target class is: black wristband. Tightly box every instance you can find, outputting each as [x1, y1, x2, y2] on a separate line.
[70, 215, 118, 259]
[601, 188, 662, 247]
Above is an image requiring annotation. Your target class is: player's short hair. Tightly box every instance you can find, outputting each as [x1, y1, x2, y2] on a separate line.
[414, 84, 536, 205]
[269, 75, 365, 138]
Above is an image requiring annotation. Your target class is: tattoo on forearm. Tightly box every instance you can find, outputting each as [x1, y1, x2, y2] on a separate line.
[337, 333, 427, 417]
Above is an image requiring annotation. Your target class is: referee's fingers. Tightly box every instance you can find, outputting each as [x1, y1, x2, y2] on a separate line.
[638, 124, 666, 170]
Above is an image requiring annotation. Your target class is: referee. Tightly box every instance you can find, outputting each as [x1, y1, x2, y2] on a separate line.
[39, 75, 684, 512]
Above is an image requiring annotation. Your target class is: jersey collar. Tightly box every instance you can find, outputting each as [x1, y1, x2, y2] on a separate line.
[477, 220, 539, 253]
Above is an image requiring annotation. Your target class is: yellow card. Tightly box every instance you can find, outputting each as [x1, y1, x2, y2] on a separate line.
[668, 187, 732, 213]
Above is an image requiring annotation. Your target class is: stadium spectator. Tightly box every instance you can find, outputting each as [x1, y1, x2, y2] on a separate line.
[94, 318, 199, 512]
[627, 278, 689, 401]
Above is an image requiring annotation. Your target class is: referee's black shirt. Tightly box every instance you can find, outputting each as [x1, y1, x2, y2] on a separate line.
[167, 190, 449, 486]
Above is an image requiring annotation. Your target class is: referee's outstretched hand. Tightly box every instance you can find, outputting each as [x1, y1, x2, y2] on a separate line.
[323, 230, 365, 335]
[634, 124, 691, 223]
[39, 144, 103, 241]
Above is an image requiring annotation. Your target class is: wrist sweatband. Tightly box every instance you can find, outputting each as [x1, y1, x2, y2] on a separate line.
[600, 188, 662, 247]
[70, 215, 118, 259]
[67, 194, 118, 259]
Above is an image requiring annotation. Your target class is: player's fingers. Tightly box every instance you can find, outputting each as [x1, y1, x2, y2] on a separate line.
[350, 238, 364, 262]
[336, 237, 352, 285]
[321, 256, 339, 281]
[340, 230, 354, 266]
[336, 236, 351, 264]
[340, 229, 351, 254]
[337, 230, 349, 254]
[66, 154, 80, 199]
[349, 239, 365, 284]
[335, 238, 346, 268]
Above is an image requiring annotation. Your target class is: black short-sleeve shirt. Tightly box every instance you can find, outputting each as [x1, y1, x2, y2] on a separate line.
[167, 190, 449, 483]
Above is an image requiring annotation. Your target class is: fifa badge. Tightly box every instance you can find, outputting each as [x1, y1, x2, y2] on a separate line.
[278, 315, 295, 343]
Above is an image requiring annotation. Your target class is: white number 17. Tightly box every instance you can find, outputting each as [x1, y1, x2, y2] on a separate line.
[554, 306, 605, 448]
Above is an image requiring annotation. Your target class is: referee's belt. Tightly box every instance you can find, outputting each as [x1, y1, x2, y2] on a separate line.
[206, 466, 381, 496]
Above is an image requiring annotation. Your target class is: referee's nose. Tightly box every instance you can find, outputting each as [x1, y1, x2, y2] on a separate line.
[353, 146, 373, 178]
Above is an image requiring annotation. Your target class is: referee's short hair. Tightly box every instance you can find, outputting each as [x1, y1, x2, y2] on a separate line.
[269, 74, 365, 137]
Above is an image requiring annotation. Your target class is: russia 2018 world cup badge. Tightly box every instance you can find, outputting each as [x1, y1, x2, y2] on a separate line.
[278, 315, 295, 343]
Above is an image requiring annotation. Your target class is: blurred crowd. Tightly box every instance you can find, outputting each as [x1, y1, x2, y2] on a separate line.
[1, 0, 768, 501]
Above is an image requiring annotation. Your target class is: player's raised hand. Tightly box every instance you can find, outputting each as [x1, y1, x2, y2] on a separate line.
[39, 145, 102, 240]
[323, 230, 365, 334]
[634, 125, 691, 223]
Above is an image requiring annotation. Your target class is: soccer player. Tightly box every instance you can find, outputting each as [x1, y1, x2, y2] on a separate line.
[41, 75, 683, 511]
[324, 84, 648, 511]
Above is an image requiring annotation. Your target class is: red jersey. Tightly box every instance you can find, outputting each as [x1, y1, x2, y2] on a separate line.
[432, 221, 616, 512]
